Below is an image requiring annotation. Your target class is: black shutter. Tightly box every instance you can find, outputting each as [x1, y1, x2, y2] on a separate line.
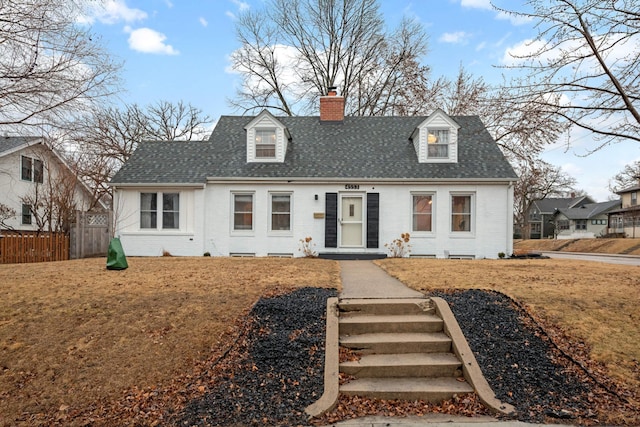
[325, 193, 338, 248]
[367, 193, 379, 248]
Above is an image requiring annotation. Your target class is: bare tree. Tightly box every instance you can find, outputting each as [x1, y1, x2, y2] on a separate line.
[0, 0, 121, 132]
[0, 203, 16, 229]
[69, 100, 212, 205]
[496, 0, 640, 150]
[433, 65, 566, 163]
[609, 160, 640, 193]
[229, 0, 432, 116]
[513, 158, 577, 239]
[20, 160, 79, 233]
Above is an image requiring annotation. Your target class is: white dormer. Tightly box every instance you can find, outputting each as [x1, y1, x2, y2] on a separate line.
[244, 110, 291, 163]
[411, 109, 460, 163]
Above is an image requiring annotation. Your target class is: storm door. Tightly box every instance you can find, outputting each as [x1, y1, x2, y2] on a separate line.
[340, 195, 364, 247]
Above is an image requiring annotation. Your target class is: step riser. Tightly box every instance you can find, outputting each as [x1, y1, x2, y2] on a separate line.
[340, 321, 443, 335]
[340, 365, 463, 378]
[340, 389, 471, 402]
[341, 341, 452, 354]
[340, 304, 435, 316]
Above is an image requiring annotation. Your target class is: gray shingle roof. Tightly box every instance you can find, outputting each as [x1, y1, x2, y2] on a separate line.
[0, 136, 40, 156]
[555, 200, 621, 220]
[110, 115, 517, 185]
[532, 196, 594, 214]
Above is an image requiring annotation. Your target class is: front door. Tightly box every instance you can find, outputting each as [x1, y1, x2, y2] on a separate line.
[340, 195, 364, 247]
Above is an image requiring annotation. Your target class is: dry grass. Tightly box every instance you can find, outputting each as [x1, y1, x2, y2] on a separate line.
[376, 258, 640, 393]
[0, 257, 340, 426]
[515, 238, 640, 255]
[2, 255, 640, 425]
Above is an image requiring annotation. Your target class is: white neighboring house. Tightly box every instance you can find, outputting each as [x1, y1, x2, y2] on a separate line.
[0, 136, 96, 232]
[552, 199, 622, 239]
[110, 92, 518, 259]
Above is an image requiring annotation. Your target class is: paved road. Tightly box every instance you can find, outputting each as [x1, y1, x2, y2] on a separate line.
[540, 251, 640, 266]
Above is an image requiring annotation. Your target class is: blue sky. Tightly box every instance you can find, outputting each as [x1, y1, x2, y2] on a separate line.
[82, 0, 636, 201]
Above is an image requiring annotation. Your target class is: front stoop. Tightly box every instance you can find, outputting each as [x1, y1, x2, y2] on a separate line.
[338, 298, 473, 403]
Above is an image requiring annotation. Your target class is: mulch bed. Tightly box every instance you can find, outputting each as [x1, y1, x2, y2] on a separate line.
[53, 287, 639, 426]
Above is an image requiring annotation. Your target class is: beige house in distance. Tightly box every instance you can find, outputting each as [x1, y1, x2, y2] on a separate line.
[608, 183, 640, 238]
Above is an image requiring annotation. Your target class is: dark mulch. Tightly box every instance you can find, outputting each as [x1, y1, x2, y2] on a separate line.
[430, 289, 597, 423]
[169, 287, 637, 427]
[170, 287, 337, 427]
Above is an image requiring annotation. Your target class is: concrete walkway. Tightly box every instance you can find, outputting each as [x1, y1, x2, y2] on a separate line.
[339, 261, 424, 299]
[331, 261, 570, 427]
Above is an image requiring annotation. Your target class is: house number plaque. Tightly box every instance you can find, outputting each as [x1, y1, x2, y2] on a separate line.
[344, 184, 360, 190]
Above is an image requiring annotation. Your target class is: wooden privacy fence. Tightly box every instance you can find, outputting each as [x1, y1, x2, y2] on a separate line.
[0, 232, 69, 264]
[70, 210, 112, 259]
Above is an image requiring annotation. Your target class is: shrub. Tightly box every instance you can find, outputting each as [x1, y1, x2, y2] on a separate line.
[385, 233, 411, 258]
[298, 236, 318, 257]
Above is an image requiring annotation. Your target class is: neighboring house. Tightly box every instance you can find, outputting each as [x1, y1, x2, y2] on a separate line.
[552, 200, 621, 239]
[526, 195, 594, 239]
[0, 136, 96, 232]
[608, 183, 640, 238]
[110, 92, 518, 259]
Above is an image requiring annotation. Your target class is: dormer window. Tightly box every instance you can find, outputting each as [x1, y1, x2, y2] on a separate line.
[244, 110, 290, 163]
[411, 109, 460, 164]
[255, 129, 276, 158]
[427, 129, 449, 158]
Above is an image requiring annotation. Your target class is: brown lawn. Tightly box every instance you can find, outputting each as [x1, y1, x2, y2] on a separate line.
[376, 258, 640, 396]
[514, 238, 640, 255]
[0, 257, 341, 427]
[1, 255, 639, 425]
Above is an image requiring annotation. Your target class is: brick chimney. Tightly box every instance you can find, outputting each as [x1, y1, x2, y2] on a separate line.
[319, 87, 344, 122]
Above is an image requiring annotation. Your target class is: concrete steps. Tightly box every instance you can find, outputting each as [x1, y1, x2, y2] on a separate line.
[338, 297, 473, 403]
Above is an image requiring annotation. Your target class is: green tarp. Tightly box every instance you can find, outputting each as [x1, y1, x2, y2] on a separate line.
[106, 237, 128, 270]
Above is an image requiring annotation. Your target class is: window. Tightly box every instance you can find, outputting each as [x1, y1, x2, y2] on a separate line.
[575, 219, 587, 230]
[451, 195, 471, 232]
[255, 129, 276, 158]
[234, 194, 253, 230]
[531, 223, 541, 233]
[558, 220, 570, 230]
[412, 194, 433, 232]
[140, 192, 180, 229]
[21, 156, 43, 183]
[270, 193, 291, 231]
[21, 156, 32, 181]
[591, 219, 606, 225]
[427, 129, 449, 158]
[21, 204, 32, 225]
[140, 193, 157, 229]
[162, 193, 179, 229]
[632, 191, 637, 206]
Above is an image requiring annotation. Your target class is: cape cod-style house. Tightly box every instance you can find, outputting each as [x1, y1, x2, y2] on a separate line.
[109, 91, 517, 259]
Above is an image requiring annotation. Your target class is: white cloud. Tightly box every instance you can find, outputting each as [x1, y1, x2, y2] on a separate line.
[501, 38, 548, 65]
[495, 10, 533, 26]
[226, 0, 250, 20]
[475, 41, 487, 51]
[79, 0, 147, 25]
[199, 17, 208, 27]
[165, 0, 174, 8]
[126, 27, 179, 55]
[460, 0, 492, 10]
[231, 0, 250, 12]
[439, 31, 470, 44]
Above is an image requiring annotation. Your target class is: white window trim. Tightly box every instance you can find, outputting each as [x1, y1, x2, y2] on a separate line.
[231, 192, 255, 235]
[425, 128, 450, 160]
[254, 128, 277, 160]
[449, 192, 475, 236]
[410, 192, 435, 235]
[268, 192, 293, 235]
[139, 191, 182, 231]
